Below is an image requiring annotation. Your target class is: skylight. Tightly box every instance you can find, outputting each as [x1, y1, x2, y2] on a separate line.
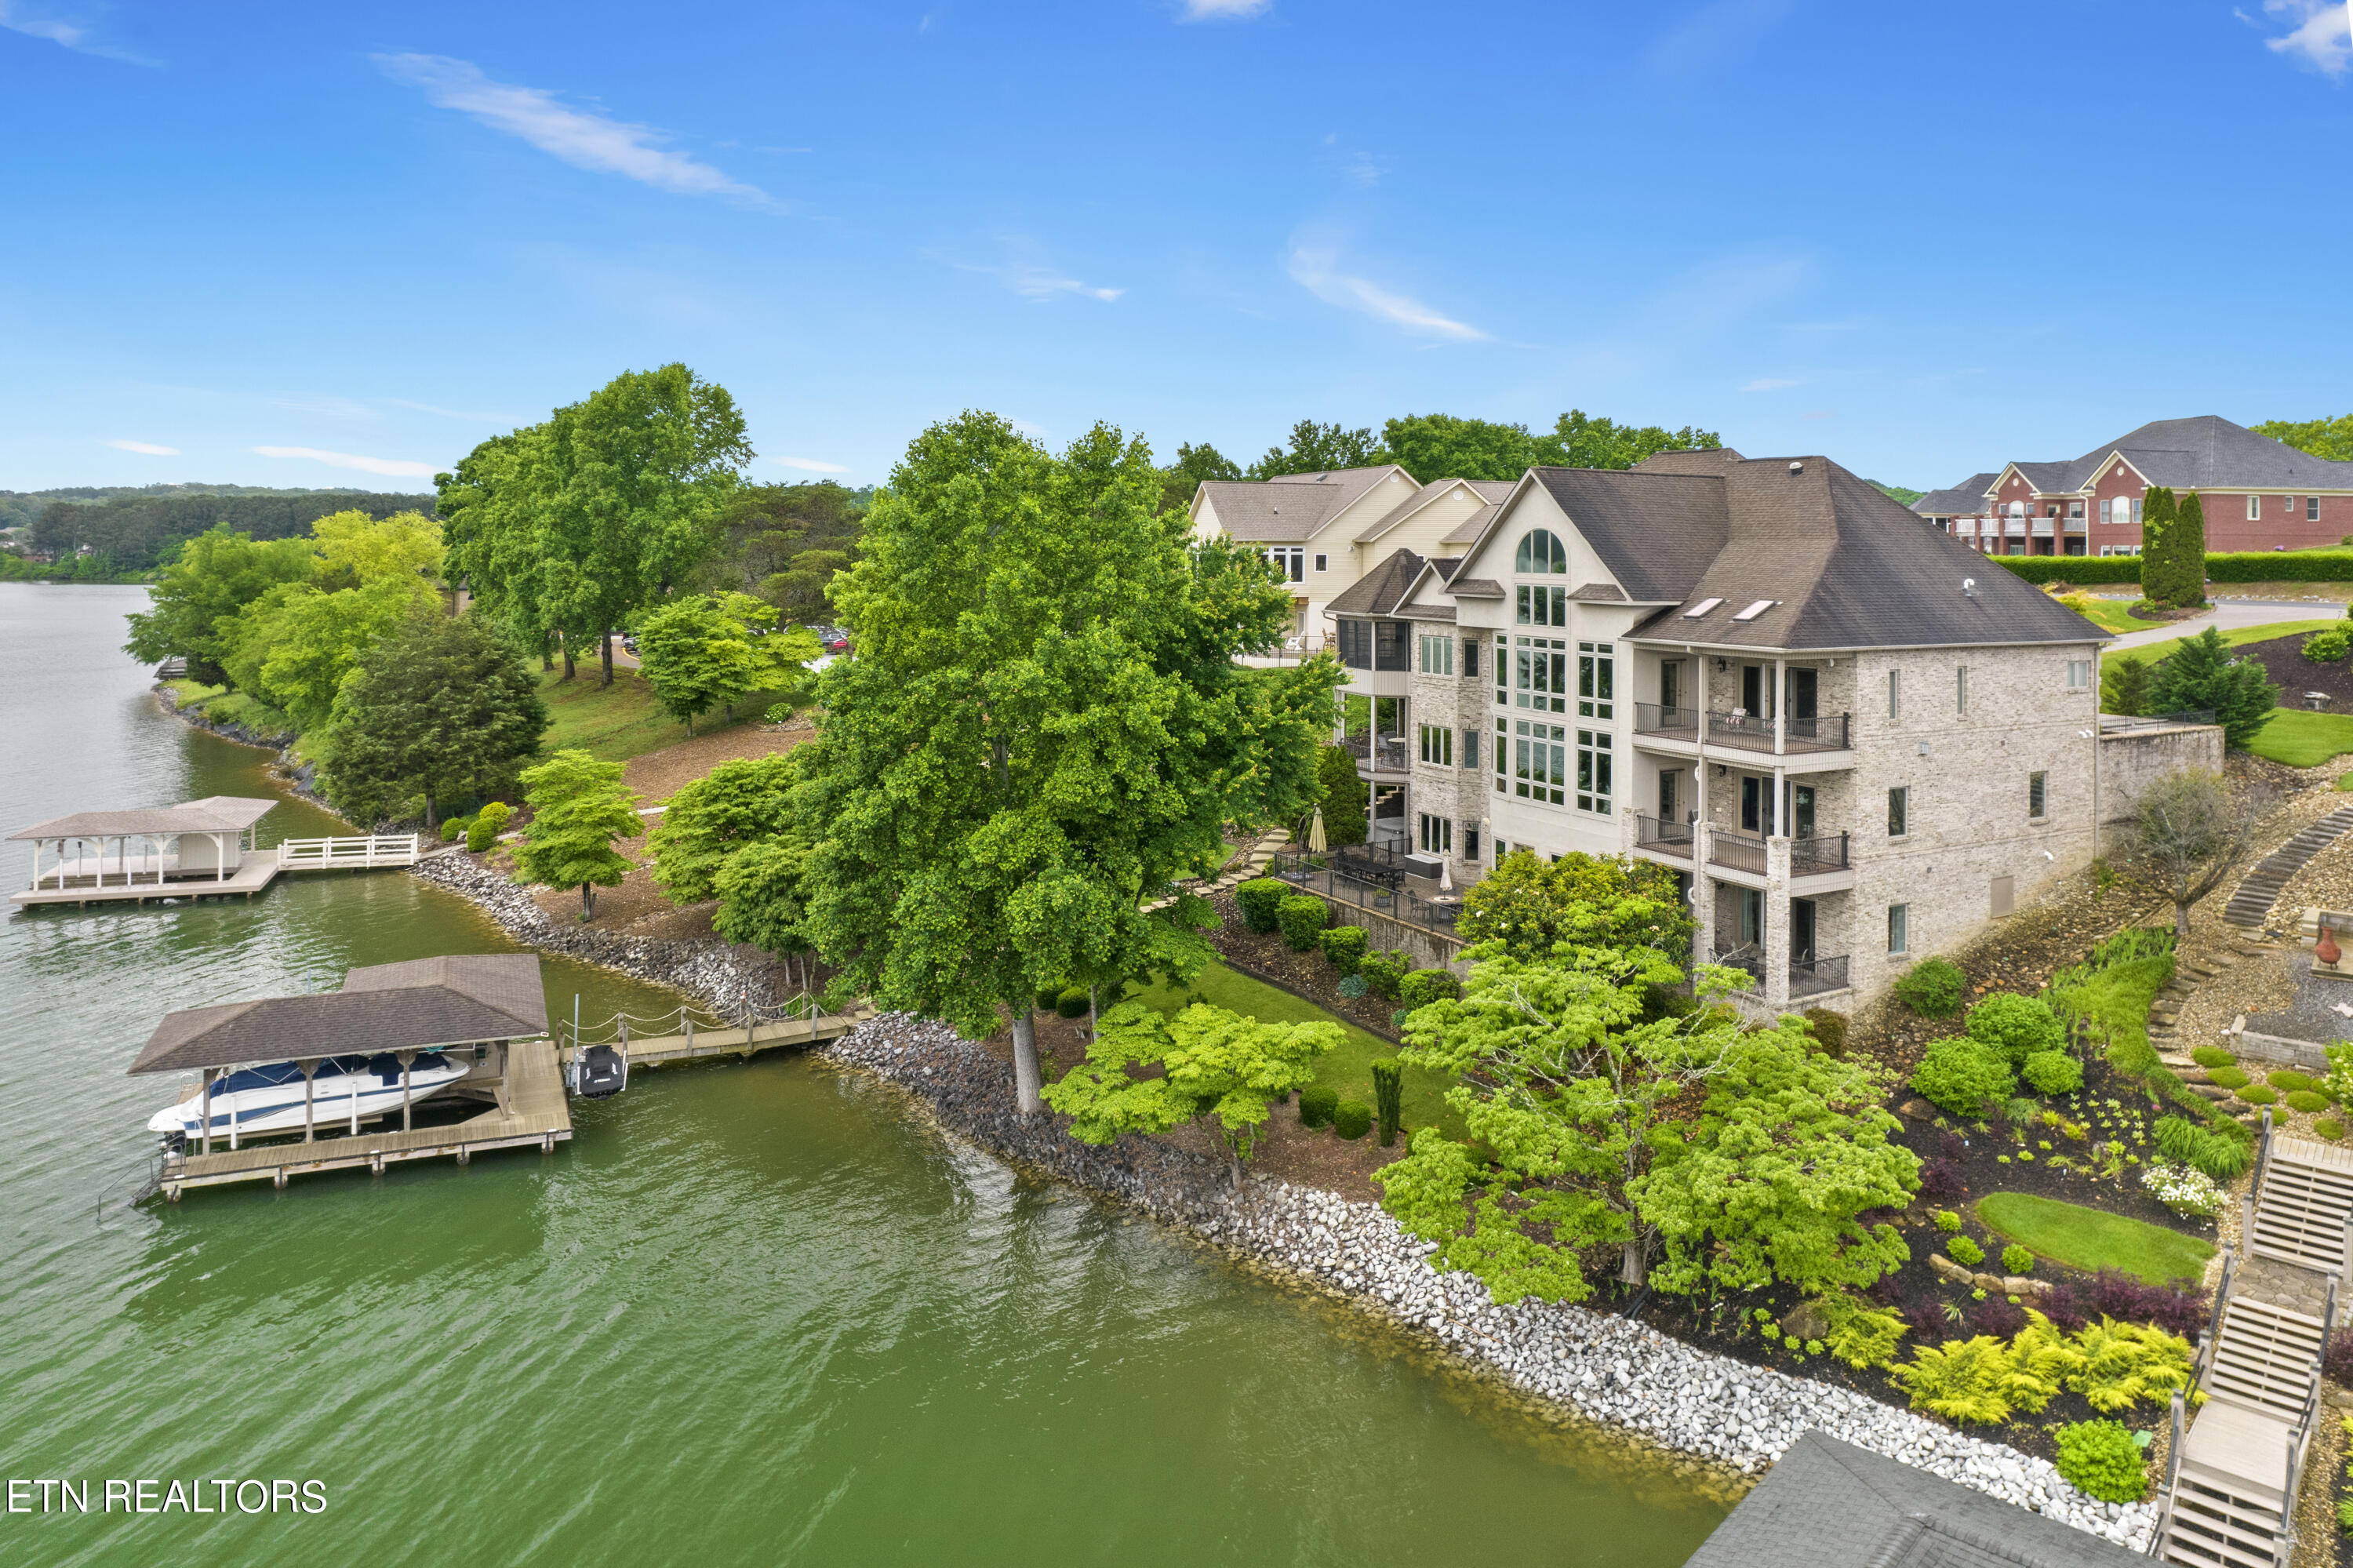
[1682, 598, 1722, 618]
[1732, 599, 1777, 622]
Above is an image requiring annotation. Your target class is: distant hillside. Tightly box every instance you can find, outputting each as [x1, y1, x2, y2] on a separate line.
[24, 488, 436, 573]
[1869, 480, 1924, 506]
[0, 482, 426, 534]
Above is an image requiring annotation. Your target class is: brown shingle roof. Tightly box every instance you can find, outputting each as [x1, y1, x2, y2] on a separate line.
[1195, 465, 1408, 542]
[1326, 548, 1425, 617]
[129, 954, 547, 1074]
[11, 795, 276, 841]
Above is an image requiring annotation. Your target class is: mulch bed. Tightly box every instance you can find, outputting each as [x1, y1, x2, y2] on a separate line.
[1201, 888, 1412, 1041]
[2233, 632, 2353, 711]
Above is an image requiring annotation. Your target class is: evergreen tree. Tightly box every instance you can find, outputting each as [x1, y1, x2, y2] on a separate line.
[2172, 491, 2208, 606]
[2145, 627, 2278, 747]
[513, 749, 643, 921]
[323, 611, 549, 829]
[2138, 487, 2190, 606]
[1311, 744, 1369, 847]
[2099, 653, 2151, 717]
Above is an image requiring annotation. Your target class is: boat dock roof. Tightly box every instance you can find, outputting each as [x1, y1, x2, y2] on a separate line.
[130, 954, 547, 1075]
[9, 795, 276, 841]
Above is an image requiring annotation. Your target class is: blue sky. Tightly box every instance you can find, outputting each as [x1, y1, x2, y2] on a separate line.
[1, 0, 2346, 494]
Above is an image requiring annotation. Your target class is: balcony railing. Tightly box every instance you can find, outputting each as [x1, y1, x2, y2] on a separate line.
[1711, 944, 1765, 984]
[1633, 702, 1700, 737]
[1791, 831, 1849, 875]
[1790, 953, 1851, 997]
[1783, 712, 1850, 751]
[1270, 851, 1460, 937]
[1709, 828, 1767, 875]
[1341, 733, 1411, 773]
[1704, 710, 1777, 752]
[1635, 815, 1693, 857]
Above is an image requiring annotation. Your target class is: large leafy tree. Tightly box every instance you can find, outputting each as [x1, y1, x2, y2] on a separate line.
[438, 427, 569, 671]
[1158, 440, 1245, 512]
[786, 411, 1344, 1114]
[1044, 1000, 1342, 1188]
[2145, 627, 2278, 747]
[1374, 945, 1745, 1301]
[122, 525, 317, 681]
[514, 749, 643, 921]
[633, 591, 818, 735]
[1533, 410, 1721, 470]
[1632, 1028, 1918, 1297]
[322, 611, 548, 829]
[1247, 420, 1386, 479]
[693, 481, 867, 622]
[713, 834, 819, 992]
[215, 510, 446, 729]
[1381, 413, 1541, 482]
[647, 752, 799, 904]
[2255, 414, 2353, 463]
[1456, 849, 1693, 964]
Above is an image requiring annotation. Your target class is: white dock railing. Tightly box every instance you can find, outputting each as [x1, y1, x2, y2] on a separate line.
[276, 835, 420, 869]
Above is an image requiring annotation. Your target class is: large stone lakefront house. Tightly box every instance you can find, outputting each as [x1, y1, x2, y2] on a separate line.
[1911, 414, 2353, 557]
[1196, 447, 2111, 1016]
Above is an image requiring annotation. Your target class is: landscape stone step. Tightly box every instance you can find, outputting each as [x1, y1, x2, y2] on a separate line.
[2224, 806, 2353, 930]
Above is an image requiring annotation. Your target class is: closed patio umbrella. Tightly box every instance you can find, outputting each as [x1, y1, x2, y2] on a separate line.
[1438, 857, 1453, 893]
[1307, 806, 1327, 853]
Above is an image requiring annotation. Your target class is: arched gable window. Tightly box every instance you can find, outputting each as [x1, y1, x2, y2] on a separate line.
[1514, 529, 1567, 575]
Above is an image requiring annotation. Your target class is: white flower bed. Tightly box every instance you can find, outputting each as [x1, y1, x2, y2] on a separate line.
[2140, 1160, 2226, 1219]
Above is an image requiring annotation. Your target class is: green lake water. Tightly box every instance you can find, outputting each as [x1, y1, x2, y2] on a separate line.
[0, 584, 1726, 1565]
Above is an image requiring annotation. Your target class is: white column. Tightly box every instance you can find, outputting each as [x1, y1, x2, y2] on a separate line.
[302, 1060, 317, 1144]
[198, 1068, 215, 1156]
[215, 832, 225, 883]
[1692, 824, 1716, 965]
[398, 1051, 414, 1132]
[1764, 835, 1793, 1011]
[1773, 656, 1787, 756]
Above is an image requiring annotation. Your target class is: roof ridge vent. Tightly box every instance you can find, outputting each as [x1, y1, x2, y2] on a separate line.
[1787, 460, 1803, 475]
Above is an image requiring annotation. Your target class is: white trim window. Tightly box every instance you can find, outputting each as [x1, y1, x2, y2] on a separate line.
[2311, 497, 2322, 522]
[1417, 723, 1453, 766]
[2066, 659, 2092, 690]
[1263, 546, 1304, 582]
[1888, 904, 1909, 955]
[1417, 813, 1453, 855]
[1955, 665, 1968, 715]
[1417, 633, 1454, 675]
[2028, 770, 2047, 819]
[1512, 636, 1569, 713]
[1577, 641, 1614, 720]
[1886, 668, 1900, 720]
[1460, 727, 1479, 770]
[1312, 553, 1328, 573]
[2247, 494, 2263, 521]
[1504, 718, 1567, 806]
[1575, 727, 1611, 814]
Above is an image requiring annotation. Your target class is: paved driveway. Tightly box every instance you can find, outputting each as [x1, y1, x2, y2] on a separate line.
[2104, 597, 2347, 652]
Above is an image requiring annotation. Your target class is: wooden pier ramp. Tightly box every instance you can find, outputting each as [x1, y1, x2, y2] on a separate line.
[558, 1003, 875, 1072]
[159, 1037, 571, 1199]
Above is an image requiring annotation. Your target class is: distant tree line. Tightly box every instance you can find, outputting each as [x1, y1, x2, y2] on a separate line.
[29, 489, 433, 573]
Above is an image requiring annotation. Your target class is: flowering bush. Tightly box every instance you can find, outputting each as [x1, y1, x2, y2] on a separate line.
[2141, 1160, 2226, 1219]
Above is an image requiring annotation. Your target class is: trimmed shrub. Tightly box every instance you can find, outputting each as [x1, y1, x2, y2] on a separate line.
[467, 801, 511, 853]
[2022, 1050, 2084, 1097]
[2288, 1090, 2332, 1115]
[1333, 1100, 1373, 1141]
[1965, 992, 2066, 1065]
[2002, 1244, 2034, 1275]
[440, 816, 471, 842]
[1337, 974, 1368, 1000]
[1316, 925, 1369, 977]
[1299, 1085, 1338, 1129]
[1803, 1006, 1849, 1058]
[1911, 1038, 2017, 1117]
[2238, 1085, 2280, 1106]
[1358, 949, 1410, 1002]
[1055, 987, 1092, 1020]
[1893, 956, 1967, 1019]
[2206, 1065, 2250, 1090]
[1918, 1159, 1964, 1202]
[1933, 1209, 1962, 1233]
[1370, 1060, 1404, 1146]
[2268, 1069, 2317, 1093]
[2319, 1116, 2347, 1141]
[1276, 894, 1329, 951]
[2191, 1045, 2237, 1070]
[1035, 986, 1062, 1012]
[1234, 878, 1287, 933]
[2055, 1421, 2146, 1504]
[2304, 627, 2352, 664]
[1398, 968, 1460, 1010]
[1947, 1235, 1984, 1267]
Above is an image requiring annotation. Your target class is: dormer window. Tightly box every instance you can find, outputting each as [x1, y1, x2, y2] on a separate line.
[1682, 598, 1722, 618]
[1732, 599, 1777, 622]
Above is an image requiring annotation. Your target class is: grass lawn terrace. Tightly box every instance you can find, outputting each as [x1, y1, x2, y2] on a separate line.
[1975, 1191, 2214, 1287]
[1126, 961, 1462, 1138]
[2248, 708, 2353, 769]
[536, 666, 788, 765]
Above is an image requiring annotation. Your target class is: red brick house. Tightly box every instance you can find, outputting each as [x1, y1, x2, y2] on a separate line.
[1915, 416, 2353, 557]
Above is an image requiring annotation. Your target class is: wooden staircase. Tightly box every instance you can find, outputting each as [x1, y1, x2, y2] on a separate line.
[2153, 1125, 2350, 1567]
[2223, 806, 2353, 933]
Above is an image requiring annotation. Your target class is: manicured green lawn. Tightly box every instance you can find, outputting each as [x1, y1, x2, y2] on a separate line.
[2111, 619, 2340, 671]
[2071, 599, 2168, 635]
[1126, 961, 1462, 1137]
[1976, 1191, 2215, 1286]
[536, 667, 784, 764]
[2248, 709, 2353, 768]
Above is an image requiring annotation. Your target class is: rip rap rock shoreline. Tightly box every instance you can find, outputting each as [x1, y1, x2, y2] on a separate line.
[824, 1012, 2158, 1554]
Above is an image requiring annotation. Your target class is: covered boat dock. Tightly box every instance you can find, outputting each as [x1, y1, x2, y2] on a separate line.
[133, 954, 571, 1199]
[9, 795, 419, 908]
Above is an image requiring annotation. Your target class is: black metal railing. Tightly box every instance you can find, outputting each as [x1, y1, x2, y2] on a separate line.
[1783, 711, 1851, 751]
[1702, 711, 1777, 752]
[1790, 831, 1849, 875]
[1635, 815, 1693, 857]
[1270, 852, 1462, 937]
[1341, 733, 1412, 773]
[1708, 828, 1767, 875]
[1790, 954, 1849, 996]
[1632, 702, 1699, 736]
[1710, 944, 1765, 984]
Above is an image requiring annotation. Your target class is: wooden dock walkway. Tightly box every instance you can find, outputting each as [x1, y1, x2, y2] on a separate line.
[558, 1005, 875, 1072]
[12, 835, 420, 909]
[158, 1037, 570, 1199]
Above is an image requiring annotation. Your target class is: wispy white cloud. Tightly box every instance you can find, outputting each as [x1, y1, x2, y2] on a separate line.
[772, 456, 848, 474]
[2250, 0, 2351, 73]
[254, 446, 438, 479]
[1646, 0, 1793, 76]
[947, 242, 1123, 302]
[1740, 377, 1798, 392]
[1286, 242, 1484, 341]
[373, 53, 774, 206]
[0, 2, 155, 63]
[386, 398, 507, 422]
[107, 438, 179, 455]
[1181, 0, 1270, 19]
